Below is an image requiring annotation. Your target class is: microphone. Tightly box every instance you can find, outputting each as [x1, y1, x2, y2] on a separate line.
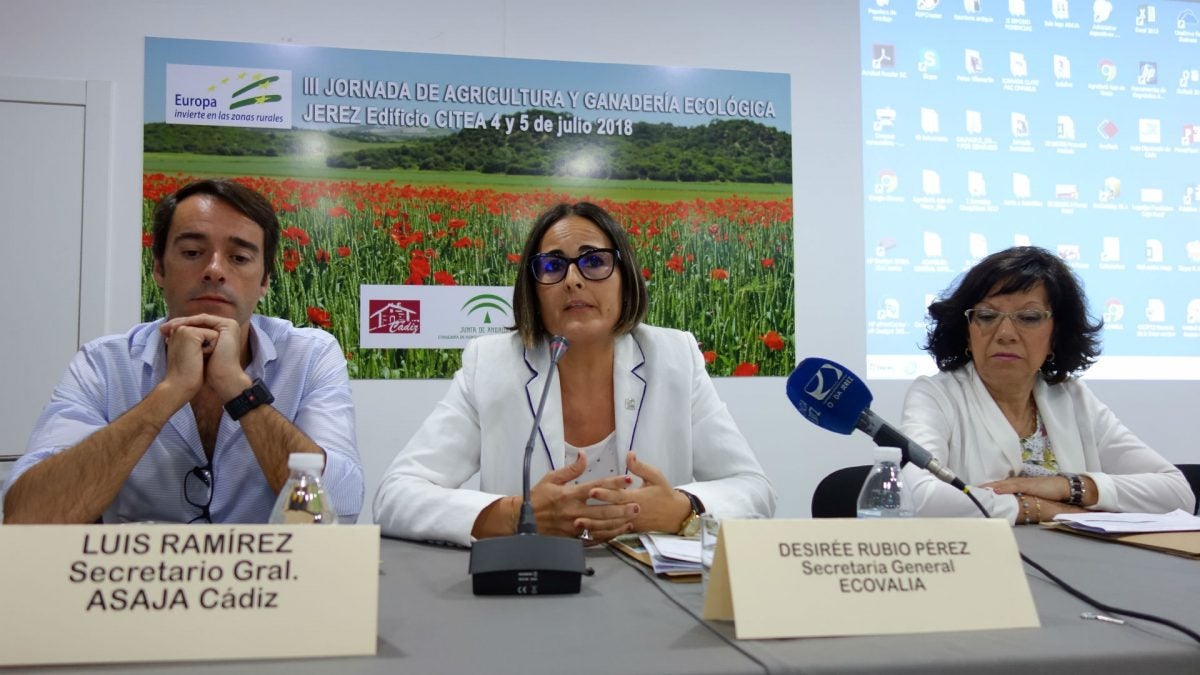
[469, 335, 586, 595]
[785, 357, 966, 491]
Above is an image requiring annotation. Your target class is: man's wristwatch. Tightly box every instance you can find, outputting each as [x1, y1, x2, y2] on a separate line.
[676, 489, 705, 537]
[224, 378, 275, 421]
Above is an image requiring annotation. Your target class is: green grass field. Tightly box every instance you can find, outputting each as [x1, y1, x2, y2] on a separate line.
[143, 153, 793, 202]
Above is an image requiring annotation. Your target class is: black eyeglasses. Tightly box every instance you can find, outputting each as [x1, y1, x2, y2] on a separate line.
[529, 248, 620, 285]
[184, 462, 214, 524]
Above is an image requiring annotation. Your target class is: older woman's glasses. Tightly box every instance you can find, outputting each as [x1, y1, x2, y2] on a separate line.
[184, 462, 213, 524]
[529, 248, 620, 285]
[964, 308, 1052, 330]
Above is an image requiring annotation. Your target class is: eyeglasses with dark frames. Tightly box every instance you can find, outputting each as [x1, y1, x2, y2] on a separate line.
[529, 248, 620, 285]
[184, 461, 213, 524]
[964, 308, 1052, 330]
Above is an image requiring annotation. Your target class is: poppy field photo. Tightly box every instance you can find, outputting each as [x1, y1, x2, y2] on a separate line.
[141, 171, 794, 379]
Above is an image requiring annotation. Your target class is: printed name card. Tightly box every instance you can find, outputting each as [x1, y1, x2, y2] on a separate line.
[703, 518, 1038, 639]
[0, 524, 380, 666]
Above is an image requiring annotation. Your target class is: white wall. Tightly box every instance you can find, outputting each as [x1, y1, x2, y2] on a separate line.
[2, 0, 1195, 521]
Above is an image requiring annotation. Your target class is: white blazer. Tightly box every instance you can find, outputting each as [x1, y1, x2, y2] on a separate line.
[900, 363, 1194, 523]
[373, 325, 776, 545]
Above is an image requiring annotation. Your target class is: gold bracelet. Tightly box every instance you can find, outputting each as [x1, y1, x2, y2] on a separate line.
[1016, 492, 1032, 525]
[1034, 497, 1042, 524]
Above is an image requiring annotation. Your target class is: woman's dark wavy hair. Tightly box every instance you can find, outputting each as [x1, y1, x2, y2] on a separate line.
[922, 246, 1103, 384]
[511, 202, 648, 347]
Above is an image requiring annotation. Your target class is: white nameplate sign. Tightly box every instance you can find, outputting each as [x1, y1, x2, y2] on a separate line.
[0, 524, 380, 666]
[703, 518, 1038, 639]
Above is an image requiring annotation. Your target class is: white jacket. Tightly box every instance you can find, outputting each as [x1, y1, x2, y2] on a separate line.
[900, 363, 1193, 523]
[373, 325, 776, 545]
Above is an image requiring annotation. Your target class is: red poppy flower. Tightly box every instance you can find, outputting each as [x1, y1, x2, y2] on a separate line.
[703, 350, 716, 364]
[428, 213, 443, 223]
[641, 267, 652, 280]
[666, 255, 684, 273]
[761, 258, 775, 268]
[282, 248, 301, 273]
[282, 227, 311, 246]
[507, 253, 522, 264]
[142, 232, 153, 248]
[337, 246, 352, 258]
[433, 270, 457, 285]
[451, 236, 474, 249]
[327, 206, 349, 218]
[306, 306, 331, 328]
[760, 330, 785, 351]
[448, 218, 467, 229]
[710, 268, 729, 281]
[409, 257, 431, 279]
[390, 230, 423, 249]
[733, 362, 759, 377]
[315, 249, 330, 264]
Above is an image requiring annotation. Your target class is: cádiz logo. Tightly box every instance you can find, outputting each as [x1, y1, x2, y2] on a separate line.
[804, 363, 845, 401]
[461, 293, 513, 324]
[368, 299, 420, 334]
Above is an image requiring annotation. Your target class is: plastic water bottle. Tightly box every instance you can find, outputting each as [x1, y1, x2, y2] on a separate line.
[269, 453, 338, 524]
[856, 447, 914, 518]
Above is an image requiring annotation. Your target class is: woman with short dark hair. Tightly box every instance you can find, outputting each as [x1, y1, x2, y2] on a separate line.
[375, 202, 775, 546]
[901, 246, 1194, 523]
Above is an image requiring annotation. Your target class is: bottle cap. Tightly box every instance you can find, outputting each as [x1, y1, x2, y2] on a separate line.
[872, 447, 902, 464]
[287, 452, 325, 472]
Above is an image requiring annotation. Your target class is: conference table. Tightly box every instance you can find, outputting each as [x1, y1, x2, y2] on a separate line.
[30, 526, 1200, 674]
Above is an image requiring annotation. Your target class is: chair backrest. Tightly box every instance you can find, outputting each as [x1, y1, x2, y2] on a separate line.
[811, 465, 871, 518]
[1176, 464, 1200, 516]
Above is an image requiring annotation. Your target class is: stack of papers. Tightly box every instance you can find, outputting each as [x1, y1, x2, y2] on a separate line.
[639, 534, 702, 575]
[1053, 509, 1200, 534]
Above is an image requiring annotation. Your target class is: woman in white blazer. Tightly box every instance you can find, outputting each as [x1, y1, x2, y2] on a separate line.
[374, 202, 775, 546]
[901, 246, 1194, 524]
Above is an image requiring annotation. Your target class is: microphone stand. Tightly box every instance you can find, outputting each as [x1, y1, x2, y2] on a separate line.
[469, 336, 586, 595]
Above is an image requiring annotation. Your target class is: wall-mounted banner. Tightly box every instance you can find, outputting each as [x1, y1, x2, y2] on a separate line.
[144, 37, 793, 379]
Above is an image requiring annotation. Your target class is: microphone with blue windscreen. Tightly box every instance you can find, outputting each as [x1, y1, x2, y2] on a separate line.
[786, 357, 965, 491]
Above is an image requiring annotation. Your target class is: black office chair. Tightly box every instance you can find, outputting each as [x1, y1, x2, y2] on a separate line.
[1176, 464, 1200, 516]
[811, 465, 871, 518]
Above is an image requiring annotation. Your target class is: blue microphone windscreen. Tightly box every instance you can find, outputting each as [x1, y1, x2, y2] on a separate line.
[785, 358, 873, 435]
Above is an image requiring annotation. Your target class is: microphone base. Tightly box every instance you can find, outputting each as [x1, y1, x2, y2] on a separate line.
[469, 533, 586, 596]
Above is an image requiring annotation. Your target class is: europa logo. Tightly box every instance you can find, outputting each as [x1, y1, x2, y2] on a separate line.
[165, 63, 292, 129]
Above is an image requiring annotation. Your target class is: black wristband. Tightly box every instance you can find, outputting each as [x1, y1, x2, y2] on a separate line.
[224, 378, 274, 421]
[676, 489, 705, 516]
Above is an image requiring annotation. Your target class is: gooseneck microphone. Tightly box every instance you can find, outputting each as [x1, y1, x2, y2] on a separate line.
[469, 335, 586, 595]
[785, 357, 966, 491]
[518, 335, 569, 534]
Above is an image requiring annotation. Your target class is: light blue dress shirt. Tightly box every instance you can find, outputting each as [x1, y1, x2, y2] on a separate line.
[7, 315, 363, 523]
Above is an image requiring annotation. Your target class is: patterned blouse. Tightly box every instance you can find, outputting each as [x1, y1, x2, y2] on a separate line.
[1018, 411, 1060, 477]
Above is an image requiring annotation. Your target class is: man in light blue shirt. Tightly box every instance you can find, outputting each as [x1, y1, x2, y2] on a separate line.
[4, 179, 362, 524]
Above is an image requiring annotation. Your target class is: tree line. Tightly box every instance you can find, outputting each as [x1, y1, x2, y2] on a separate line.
[144, 112, 792, 184]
